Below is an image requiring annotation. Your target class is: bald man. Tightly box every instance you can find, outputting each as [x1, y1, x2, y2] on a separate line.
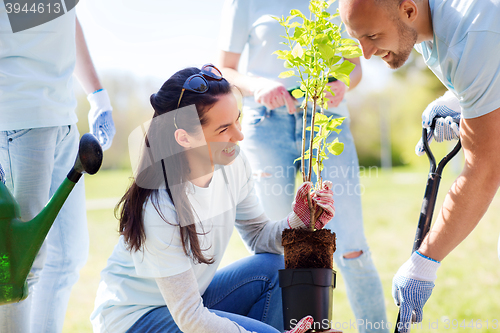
[339, 0, 500, 331]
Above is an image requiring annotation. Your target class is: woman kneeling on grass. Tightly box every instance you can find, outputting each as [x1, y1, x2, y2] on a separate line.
[90, 65, 335, 333]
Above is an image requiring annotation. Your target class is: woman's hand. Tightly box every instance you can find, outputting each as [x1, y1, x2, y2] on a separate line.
[287, 181, 335, 230]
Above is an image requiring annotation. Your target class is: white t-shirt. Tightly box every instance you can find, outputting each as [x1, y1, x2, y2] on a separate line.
[0, 4, 78, 130]
[218, 0, 351, 117]
[91, 153, 285, 333]
[414, 0, 500, 119]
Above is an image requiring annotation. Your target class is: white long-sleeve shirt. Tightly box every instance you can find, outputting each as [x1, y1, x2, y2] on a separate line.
[91, 153, 287, 333]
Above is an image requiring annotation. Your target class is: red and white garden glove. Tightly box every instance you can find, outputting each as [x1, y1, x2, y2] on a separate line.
[287, 181, 335, 230]
[286, 315, 314, 333]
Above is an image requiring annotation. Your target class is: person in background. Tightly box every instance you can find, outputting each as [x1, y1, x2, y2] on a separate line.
[0, 4, 115, 332]
[218, 1, 388, 332]
[338, 0, 500, 331]
[91, 65, 335, 333]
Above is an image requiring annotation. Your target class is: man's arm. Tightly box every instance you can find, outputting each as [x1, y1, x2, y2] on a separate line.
[419, 107, 500, 261]
[74, 16, 102, 94]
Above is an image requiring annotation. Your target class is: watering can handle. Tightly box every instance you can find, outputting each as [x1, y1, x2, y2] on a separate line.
[67, 133, 103, 183]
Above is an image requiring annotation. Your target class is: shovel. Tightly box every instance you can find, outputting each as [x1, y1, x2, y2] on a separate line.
[394, 118, 462, 332]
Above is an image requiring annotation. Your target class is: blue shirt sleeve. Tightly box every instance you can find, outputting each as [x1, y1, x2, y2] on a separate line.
[452, 31, 500, 118]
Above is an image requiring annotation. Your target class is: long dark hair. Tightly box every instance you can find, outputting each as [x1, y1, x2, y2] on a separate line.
[116, 67, 232, 264]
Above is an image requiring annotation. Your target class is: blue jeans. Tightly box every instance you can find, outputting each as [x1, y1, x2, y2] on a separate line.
[127, 253, 284, 333]
[0, 125, 88, 333]
[239, 104, 388, 333]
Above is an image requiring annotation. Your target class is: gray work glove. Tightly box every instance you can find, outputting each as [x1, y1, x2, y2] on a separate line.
[415, 91, 461, 156]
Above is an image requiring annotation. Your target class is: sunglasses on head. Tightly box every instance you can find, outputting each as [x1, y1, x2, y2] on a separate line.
[174, 64, 223, 130]
[176, 64, 223, 109]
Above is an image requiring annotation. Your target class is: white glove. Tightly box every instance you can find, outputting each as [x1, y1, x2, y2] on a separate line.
[0, 162, 5, 184]
[88, 89, 116, 151]
[415, 91, 461, 156]
[392, 251, 440, 332]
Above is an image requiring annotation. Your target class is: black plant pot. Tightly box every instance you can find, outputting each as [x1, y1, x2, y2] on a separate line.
[279, 268, 336, 332]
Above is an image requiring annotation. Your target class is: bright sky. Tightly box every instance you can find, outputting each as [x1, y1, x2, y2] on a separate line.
[76, 0, 226, 81]
[76, 0, 391, 89]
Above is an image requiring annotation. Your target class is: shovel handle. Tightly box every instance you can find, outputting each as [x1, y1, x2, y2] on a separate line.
[422, 118, 462, 176]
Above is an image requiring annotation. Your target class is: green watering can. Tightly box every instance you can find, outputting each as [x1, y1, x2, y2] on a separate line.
[0, 133, 103, 305]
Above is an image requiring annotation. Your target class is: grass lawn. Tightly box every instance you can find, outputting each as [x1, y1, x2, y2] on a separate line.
[63, 163, 500, 332]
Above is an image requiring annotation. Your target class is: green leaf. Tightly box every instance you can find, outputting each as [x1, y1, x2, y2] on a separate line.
[284, 14, 298, 26]
[306, 125, 321, 132]
[290, 9, 306, 19]
[314, 113, 330, 125]
[317, 43, 334, 60]
[315, 34, 329, 44]
[288, 21, 301, 28]
[273, 49, 290, 60]
[284, 60, 294, 68]
[334, 73, 350, 87]
[327, 140, 344, 155]
[330, 55, 342, 65]
[326, 117, 345, 132]
[278, 70, 295, 79]
[292, 43, 304, 59]
[291, 89, 305, 99]
[340, 38, 359, 46]
[338, 45, 363, 58]
[294, 27, 305, 39]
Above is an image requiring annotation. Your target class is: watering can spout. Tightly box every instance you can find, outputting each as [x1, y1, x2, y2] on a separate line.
[0, 133, 102, 304]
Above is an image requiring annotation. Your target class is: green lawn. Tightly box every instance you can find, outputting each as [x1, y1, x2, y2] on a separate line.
[63, 164, 500, 332]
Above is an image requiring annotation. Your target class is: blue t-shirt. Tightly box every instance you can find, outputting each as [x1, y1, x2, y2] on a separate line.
[414, 0, 500, 119]
[0, 4, 78, 130]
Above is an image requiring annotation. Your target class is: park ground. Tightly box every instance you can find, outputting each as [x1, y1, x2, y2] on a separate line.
[63, 162, 500, 333]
